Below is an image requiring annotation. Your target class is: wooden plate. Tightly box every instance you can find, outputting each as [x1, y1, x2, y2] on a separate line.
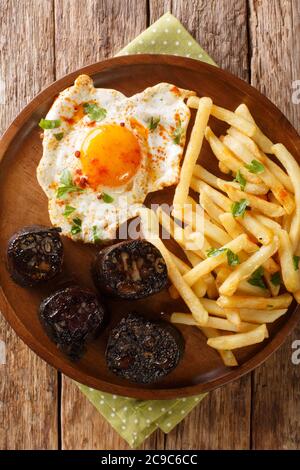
[0, 55, 299, 399]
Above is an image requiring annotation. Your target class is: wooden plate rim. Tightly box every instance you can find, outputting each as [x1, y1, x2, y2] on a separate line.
[0, 54, 300, 399]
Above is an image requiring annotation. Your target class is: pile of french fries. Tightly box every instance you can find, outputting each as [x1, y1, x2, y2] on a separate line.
[140, 96, 300, 367]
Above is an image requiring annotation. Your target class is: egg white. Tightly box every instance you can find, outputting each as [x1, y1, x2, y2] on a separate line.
[37, 75, 194, 242]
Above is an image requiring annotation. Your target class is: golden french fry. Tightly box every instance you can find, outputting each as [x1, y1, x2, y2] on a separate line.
[186, 98, 255, 136]
[218, 213, 257, 252]
[219, 161, 232, 175]
[222, 183, 285, 218]
[140, 208, 209, 324]
[169, 252, 190, 274]
[205, 127, 261, 184]
[207, 324, 268, 350]
[193, 164, 220, 189]
[225, 310, 241, 325]
[192, 178, 232, 210]
[173, 97, 212, 213]
[223, 135, 294, 214]
[199, 191, 225, 226]
[200, 299, 286, 323]
[227, 126, 294, 193]
[272, 144, 300, 250]
[217, 293, 293, 310]
[182, 234, 248, 287]
[222, 180, 268, 196]
[238, 213, 273, 245]
[277, 230, 299, 292]
[235, 104, 274, 154]
[171, 312, 257, 333]
[254, 214, 300, 292]
[238, 308, 287, 324]
[218, 236, 279, 296]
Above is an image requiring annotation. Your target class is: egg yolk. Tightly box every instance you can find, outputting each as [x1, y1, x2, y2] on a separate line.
[80, 124, 142, 189]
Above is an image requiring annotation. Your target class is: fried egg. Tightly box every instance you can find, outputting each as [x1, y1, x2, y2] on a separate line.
[37, 75, 194, 242]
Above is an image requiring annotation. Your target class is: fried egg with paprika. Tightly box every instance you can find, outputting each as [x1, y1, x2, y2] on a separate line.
[37, 75, 194, 242]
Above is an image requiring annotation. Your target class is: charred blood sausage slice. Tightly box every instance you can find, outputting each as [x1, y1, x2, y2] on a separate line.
[7, 225, 63, 287]
[106, 314, 183, 384]
[92, 239, 168, 299]
[39, 286, 105, 360]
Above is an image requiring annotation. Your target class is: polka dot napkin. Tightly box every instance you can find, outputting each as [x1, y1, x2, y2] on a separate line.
[76, 12, 216, 448]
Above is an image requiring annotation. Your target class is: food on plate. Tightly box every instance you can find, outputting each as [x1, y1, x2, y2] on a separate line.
[106, 314, 183, 383]
[39, 286, 105, 360]
[7, 225, 63, 286]
[92, 239, 168, 299]
[37, 74, 195, 242]
[139, 94, 300, 363]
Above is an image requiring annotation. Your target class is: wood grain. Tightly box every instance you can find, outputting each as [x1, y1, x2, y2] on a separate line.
[249, 0, 300, 449]
[0, 0, 57, 450]
[170, 0, 249, 80]
[55, 0, 148, 450]
[54, 0, 148, 78]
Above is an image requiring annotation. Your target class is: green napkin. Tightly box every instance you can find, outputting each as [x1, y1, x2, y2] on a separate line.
[76, 12, 216, 448]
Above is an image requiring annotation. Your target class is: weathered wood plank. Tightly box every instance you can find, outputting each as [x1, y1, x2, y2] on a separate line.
[150, 0, 252, 450]
[164, 376, 251, 450]
[54, 0, 148, 78]
[249, 0, 300, 449]
[55, 0, 148, 450]
[0, 0, 58, 450]
[170, 0, 249, 80]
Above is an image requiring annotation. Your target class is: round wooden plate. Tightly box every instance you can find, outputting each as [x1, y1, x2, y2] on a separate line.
[0, 55, 300, 399]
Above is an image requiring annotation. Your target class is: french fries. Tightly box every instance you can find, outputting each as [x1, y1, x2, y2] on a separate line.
[218, 236, 279, 296]
[140, 208, 209, 324]
[171, 313, 257, 333]
[173, 97, 212, 215]
[272, 144, 300, 251]
[234, 104, 273, 154]
[182, 234, 248, 287]
[221, 183, 285, 218]
[205, 127, 261, 184]
[188, 97, 256, 136]
[217, 293, 293, 310]
[222, 134, 294, 214]
[207, 324, 268, 351]
[138, 97, 300, 368]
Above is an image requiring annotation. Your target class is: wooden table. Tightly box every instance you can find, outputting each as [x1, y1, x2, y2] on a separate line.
[0, 0, 300, 450]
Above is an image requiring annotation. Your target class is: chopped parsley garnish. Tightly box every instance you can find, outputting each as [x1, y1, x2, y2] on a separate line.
[248, 266, 266, 289]
[63, 205, 76, 217]
[102, 192, 114, 203]
[206, 247, 227, 257]
[148, 116, 160, 130]
[92, 225, 102, 243]
[245, 159, 265, 174]
[39, 118, 61, 130]
[293, 255, 300, 271]
[226, 249, 240, 266]
[172, 119, 183, 144]
[83, 103, 107, 121]
[206, 247, 239, 266]
[231, 199, 249, 218]
[270, 271, 282, 286]
[54, 132, 64, 141]
[56, 170, 84, 199]
[234, 170, 246, 191]
[71, 217, 82, 235]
